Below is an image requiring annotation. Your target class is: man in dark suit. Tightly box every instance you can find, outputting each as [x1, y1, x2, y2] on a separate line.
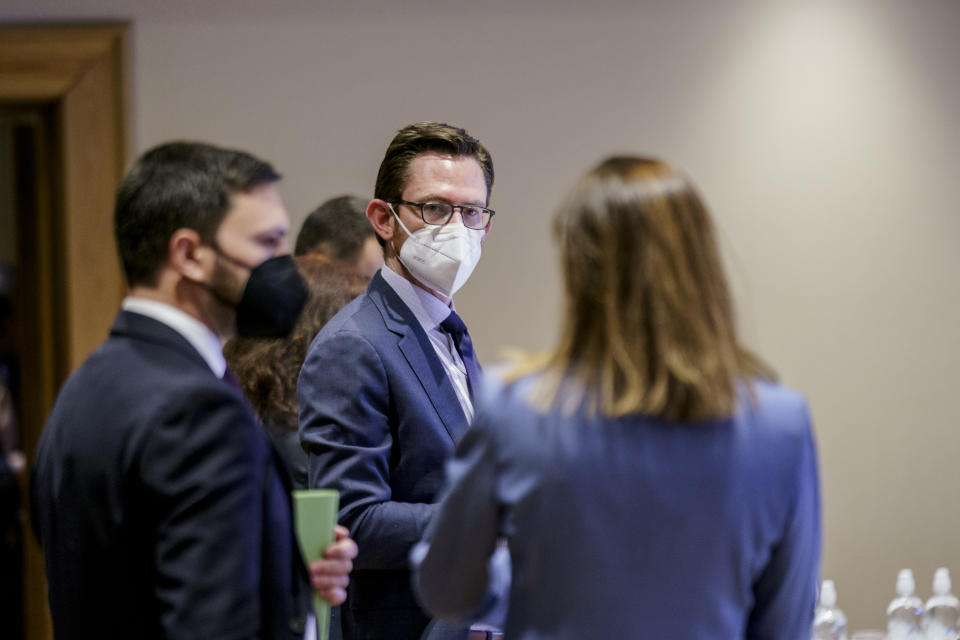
[298, 123, 498, 640]
[31, 141, 357, 640]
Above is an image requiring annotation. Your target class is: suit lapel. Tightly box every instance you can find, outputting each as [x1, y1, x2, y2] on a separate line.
[367, 274, 470, 443]
[397, 332, 470, 443]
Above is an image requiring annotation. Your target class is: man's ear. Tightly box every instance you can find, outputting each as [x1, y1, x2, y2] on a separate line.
[168, 228, 210, 282]
[366, 199, 396, 244]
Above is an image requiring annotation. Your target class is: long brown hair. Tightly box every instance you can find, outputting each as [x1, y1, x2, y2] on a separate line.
[224, 254, 368, 432]
[512, 156, 774, 421]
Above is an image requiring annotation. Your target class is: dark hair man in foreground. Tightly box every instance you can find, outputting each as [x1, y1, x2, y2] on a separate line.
[32, 141, 357, 639]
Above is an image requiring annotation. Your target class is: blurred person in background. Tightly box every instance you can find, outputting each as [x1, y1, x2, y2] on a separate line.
[224, 254, 367, 490]
[413, 156, 821, 640]
[225, 253, 366, 640]
[295, 195, 383, 279]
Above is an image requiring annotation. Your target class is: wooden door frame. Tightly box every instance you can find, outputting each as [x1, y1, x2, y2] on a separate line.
[0, 24, 128, 640]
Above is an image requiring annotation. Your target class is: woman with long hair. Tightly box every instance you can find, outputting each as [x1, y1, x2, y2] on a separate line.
[224, 254, 367, 488]
[413, 156, 820, 639]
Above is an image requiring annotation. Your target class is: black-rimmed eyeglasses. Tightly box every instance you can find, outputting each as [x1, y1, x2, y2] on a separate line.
[393, 200, 495, 230]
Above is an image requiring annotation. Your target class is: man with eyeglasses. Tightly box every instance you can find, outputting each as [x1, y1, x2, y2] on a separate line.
[299, 122, 502, 640]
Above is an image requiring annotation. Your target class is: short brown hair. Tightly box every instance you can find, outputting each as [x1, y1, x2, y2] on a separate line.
[115, 141, 280, 287]
[294, 194, 373, 260]
[374, 122, 494, 206]
[511, 156, 774, 421]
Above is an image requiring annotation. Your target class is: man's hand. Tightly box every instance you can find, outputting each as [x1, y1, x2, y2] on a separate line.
[309, 524, 358, 606]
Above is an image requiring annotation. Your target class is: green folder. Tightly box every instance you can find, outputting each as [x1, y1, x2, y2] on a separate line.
[293, 489, 339, 640]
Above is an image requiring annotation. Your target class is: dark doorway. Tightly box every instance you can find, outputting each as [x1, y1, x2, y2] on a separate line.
[0, 101, 62, 640]
[0, 107, 47, 640]
[1, 25, 127, 640]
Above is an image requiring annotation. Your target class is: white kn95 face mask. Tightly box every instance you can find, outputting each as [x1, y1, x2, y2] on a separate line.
[389, 204, 483, 298]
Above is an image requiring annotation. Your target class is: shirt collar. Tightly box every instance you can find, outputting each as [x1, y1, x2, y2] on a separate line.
[379, 265, 452, 332]
[121, 297, 226, 377]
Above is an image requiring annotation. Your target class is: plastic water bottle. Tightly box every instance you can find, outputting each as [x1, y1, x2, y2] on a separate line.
[924, 568, 959, 640]
[813, 580, 848, 640]
[887, 569, 924, 640]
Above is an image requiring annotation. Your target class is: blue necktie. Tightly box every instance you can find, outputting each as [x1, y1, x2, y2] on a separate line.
[440, 310, 481, 399]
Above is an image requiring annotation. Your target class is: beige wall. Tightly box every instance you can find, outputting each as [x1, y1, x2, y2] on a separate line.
[5, 0, 960, 630]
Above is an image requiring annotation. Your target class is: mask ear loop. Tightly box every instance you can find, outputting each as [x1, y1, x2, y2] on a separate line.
[387, 203, 416, 238]
[388, 203, 417, 267]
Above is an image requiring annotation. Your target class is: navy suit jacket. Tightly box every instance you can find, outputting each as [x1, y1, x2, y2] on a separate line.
[298, 272, 471, 640]
[414, 375, 821, 640]
[31, 310, 311, 640]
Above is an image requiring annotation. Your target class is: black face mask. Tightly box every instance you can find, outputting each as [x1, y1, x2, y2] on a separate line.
[235, 254, 307, 338]
[211, 250, 307, 338]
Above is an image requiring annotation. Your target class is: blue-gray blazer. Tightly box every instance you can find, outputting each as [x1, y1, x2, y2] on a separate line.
[298, 271, 471, 640]
[414, 374, 821, 640]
